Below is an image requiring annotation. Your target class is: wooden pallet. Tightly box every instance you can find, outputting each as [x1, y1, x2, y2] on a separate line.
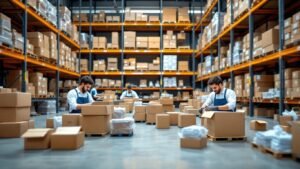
[93, 47, 106, 50]
[27, 52, 37, 59]
[208, 135, 247, 141]
[34, 95, 48, 98]
[178, 20, 191, 23]
[178, 46, 190, 50]
[164, 70, 177, 72]
[107, 69, 119, 71]
[107, 47, 119, 49]
[135, 120, 146, 123]
[164, 47, 177, 50]
[124, 47, 136, 49]
[149, 21, 160, 23]
[146, 122, 156, 125]
[285, 39, 300, 49]
[85, 133, 108, 137]
[136, 47, 148, 50]
[0, 42, 13, 49]
[162, 20, 177, 24]
[136, 21, 147, 23]
[251, 142, 292, 159]
[110, 132, 134, 137]
[148, 47, 160, 50]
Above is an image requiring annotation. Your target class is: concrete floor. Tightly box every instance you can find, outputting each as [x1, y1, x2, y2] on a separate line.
[0, 114, 299, 169]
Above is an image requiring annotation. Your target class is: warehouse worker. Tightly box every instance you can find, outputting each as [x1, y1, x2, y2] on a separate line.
[120, 85, 139, 100]
[89, 87, 99, 100]
[67, 76, 94, 113]
[200, 76, 236, 112]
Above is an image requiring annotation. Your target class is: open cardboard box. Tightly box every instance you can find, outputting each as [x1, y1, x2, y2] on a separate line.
[250, 120, 267, 131]
[22, 128, 54, 150]
[51, 127, 84, 150]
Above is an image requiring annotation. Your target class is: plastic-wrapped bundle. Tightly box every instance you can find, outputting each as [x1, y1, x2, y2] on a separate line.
[113, 107, 126, 119]
[179, 125, 208, 139]
[110, 117, 135, 135]
[254, 130, 276, 148]
[53, 116, 62, 128]
[271, 133, 292, 153]
[282, 110, 298, 121]
[37, 100, 56, 115]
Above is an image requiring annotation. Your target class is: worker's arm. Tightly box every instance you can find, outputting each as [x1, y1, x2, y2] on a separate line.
[120, 91, 126, 100]
[133, 91, 139, 99]
[201, 92, 214, 109]
[67, 90, 93, 111]
[218, 89, 236, 111]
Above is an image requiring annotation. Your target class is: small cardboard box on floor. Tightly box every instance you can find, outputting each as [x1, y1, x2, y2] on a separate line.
[180, 137, 207, 149]
[146, 104, 164, 123]
[134, 105, 146, 121]
[81, 105, 113, 135]
[51, 127, 84, 150]
[292, 121, 300, 158]
[178, 113, 196, 127]
[250, 120, 267, 131]
[156, 114, 170, 129]
[22, 128, 54, 150]
[166, 112, 179, 125]
[62, 114, 82, 126]
[201, 111, 245, 138]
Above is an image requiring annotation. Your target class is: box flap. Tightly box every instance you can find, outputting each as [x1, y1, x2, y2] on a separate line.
[22, 128, 51, 138]
[54, 127, 81, 135]
[82, 105, 110, 115]
[201, 111, 215, 118]
[256, 120, 267, 124]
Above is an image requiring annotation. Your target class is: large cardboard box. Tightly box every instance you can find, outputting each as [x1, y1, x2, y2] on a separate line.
[0, 121, 29, 138]
[292, 121, 300, 158]
[261, 28, 279, 48]
[250, 120, 267, 131]
[178, 113, 196, 128]
[278, 116, 293, 126]
[51, 127, 84, 150]
[166, 112, 179, 125]
[62, 114, 82, 126]
[156, 114, 170, 129]
[160, 98, 174, 105]
[201, 111, 245, 138]
[146, 104, 163, 123]
[0, 107, 30, 122]
[46, 118, 54, 128]
[163, 105, 175, 112]
[180, 137, 207, 149]
[22, 128, 54, 150]
[0, 92, 31, 107]
[134, 106, 146, 121]
[179, 103, 188, 112]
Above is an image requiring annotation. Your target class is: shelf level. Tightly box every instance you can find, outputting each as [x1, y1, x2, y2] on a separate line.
[79, 49, 195, 55]
[195, 0, 218, 31]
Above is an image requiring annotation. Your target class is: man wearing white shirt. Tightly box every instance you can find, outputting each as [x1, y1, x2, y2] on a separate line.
[120, 85, 139, 100]
[201, 76, 236, 112]
[67, 76, 94, 113]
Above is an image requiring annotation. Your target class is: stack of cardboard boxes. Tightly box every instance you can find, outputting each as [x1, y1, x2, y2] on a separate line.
[108, 32, 119, 49]
[163, 31, 177, 49]
[72, 13, 88, 22]
[93, 60, 106, 71]
[12, 29, 24, 52]
[136, 63, 148, 71]
[125, 9, 136, 22]
[80, 59, 88, 72]
[139, 79, 147, 87]
[124, 58, 136, 71]
[135, 12, 148, 22]
[149, 57, 160, 71]
[235, 75, 244, 97]
[284, 68, 300, 98]
[95, 78, 121, 88]
[160, 98, 175, 113]
[177, 31, 189, 48]
[136, 37, 148, 49]
[134, 105, 146, 122]
[0, 92, 34, 138]
[0, 13, 13, 46]
[93, 37, 107, 49]
[44, 32, 58, 61]
[124, 31, 136, 49]
[92, 11, 106, 22]
[285, 11, 300, 46]
[28, 32, 50, 58]
[163, 8, 177, 23]
[146, 104, 164, 124]
[29, 72, 48, 96]
[178, 61, 189, 71]
[178, 7, 190, 23]
[262, 28, 279, 54]
[107, 58, 118, 71]
[149, 16, 159, 22]
[254, 75, 274, 97]
[148, 37, 160, 49]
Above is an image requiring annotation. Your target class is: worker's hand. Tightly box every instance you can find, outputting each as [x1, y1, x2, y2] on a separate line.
[199, 107, 204, 114]
[205, 106, 219, 111]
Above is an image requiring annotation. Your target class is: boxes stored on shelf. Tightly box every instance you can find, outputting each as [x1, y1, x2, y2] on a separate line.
[163, 8, 177, 23]
[107, 57, 118, 71]
[178, 7, 190, 23]
[136, 36, 148, 49]
[250, 120, 267, 131]
[22, 128, 53, 150]
[124, 31, 136, 49]
[6, 70, 28, 91]
[112, 16, 120, 22]
[148, 37, 160, 49]
[0, 121, 29, 138]
[0, 13, 12, 31]
[201, 111, 245, 138]
[125, 10, 136, 22]
[149, 15, 159, 22]
[178, 113, 196, 128]
[178, 61, 189, 71]
[163, 55, 177, 71]
[180, 137, 207, 149]
[156, 114, 170, 129]
[51, 127, 84, 150]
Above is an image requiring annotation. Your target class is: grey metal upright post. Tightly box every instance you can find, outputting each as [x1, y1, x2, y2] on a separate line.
[191, 0, 196, 90]
[22, 0, 28, 93]
[248, 0, 254, 116]
[200, 0, 204, 91]
[217, 0, 221, 72]
[89, 0, 92, 74]
[56, 0, 61, 113]
[230, 0, 234, 90]
[121, 0, 124, 90]
[278, 0, 285, 115]
[78, 0, 82, 79]
[160, 0, 163, 94]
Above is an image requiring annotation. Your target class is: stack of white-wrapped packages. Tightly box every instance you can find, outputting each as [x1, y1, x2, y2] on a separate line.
[253, 125, 292, 153]
[282, 109, 298, 121]
[110, 107, 135, 136]
[178, 125, 208, 149]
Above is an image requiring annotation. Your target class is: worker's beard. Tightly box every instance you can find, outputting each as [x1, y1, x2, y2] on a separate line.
[82, 86, 87, 93]
[215, 88, 221, 94]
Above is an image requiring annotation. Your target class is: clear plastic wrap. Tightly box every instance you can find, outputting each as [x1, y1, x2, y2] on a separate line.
[110, 117, 135, 135]
[282, 109, 298, 121]
[53, 116, 62, 128]
[37, 100, 56, 115]
[179, 125, 208, 139]
[113, 107, 126, 119]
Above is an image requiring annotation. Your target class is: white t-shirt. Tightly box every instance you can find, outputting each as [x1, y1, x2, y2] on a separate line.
[67, 87, 94, 112]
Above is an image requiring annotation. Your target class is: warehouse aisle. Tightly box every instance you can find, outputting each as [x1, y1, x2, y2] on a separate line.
[0, 115, 299, 169]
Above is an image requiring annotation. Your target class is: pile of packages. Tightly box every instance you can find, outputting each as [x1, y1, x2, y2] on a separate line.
[253, 125, 292, 153]
[178, 125, 208, 149]
[110, 107, 135, 135]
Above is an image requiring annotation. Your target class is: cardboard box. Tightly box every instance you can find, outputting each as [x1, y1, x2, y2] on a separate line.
[178, 113, 196, 128]
[62, 114, 82, 126]
[0, 107, 30, 122]
[185, 108, 199, 116]
[261, 28, 279, 48]
[201, 111, 245, 138]
[179, 103, 189, 112]
[146, 104, 164, 123]
[156, 114, 170, 129]
[28, 119, 35, 129]
[134, 112, 146, 122]
[163, 105, 175, 112]
[166, 112, 179, 125]
[0, 92, 31, 107]
[22, 128, 54, 150]
[46, 118, 54, 128]
[51, 127, 84, 150]
[250, 120, 267, 131]
[160, 98, 174, 105]
[292, 121, 300, 158]
[0, 121, 29, 138]
[0, 88, 12, 93]
[278, 115, 293, 126]
[180, 137, 207, 149]
[81, 105, 113, 116]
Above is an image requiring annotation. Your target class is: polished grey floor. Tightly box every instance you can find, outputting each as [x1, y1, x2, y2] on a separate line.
[0, 114, 299, 169]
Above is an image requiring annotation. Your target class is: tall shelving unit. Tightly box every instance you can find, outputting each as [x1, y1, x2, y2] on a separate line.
[0, 0, 80, 113]
[195, 0, 300, 116]
[73, 0, 199, 102]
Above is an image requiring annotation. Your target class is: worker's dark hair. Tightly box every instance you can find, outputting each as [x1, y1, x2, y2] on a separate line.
[208, 76, 223, 85]
[79, 76, 94, 85]
[127, 85, 132, 89]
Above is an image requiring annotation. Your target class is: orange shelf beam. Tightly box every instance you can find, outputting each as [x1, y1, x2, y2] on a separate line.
[195, 0, 269, 58]
[163, 71, 195, 76]
[124, 71, 161, 76]
[123, 49, 161, 54]
[195, 0, 218, 31]
[163, 87, 193, 91]
[11, 0, 80, 50]
[196, 46, 300, 81]
[82, 71, 122, 76]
